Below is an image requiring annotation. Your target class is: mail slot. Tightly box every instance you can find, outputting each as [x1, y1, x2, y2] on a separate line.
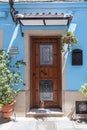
[72, 49, 83, 65]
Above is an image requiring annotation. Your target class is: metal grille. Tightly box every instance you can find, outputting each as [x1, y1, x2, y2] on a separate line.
[40, 80, 53, 101]
[40, 45, 53, 65]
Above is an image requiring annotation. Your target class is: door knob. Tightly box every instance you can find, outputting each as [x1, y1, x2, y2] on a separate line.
[41, 70, 47, 75]
[33, 72, 36, 76]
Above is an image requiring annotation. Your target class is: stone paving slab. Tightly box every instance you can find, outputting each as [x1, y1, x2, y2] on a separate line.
[0, 117, 87, 130]
[9, 121, 36, 130]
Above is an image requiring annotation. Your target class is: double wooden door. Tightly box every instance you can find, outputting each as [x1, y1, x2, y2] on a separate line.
[30, 36, 62, 108]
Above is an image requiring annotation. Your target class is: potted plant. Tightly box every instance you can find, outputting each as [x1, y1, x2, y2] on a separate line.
[78, 84, 87, 114]
[0, 50, 25, 118]
[79, 83, 87, 97]
[61, 31, 78, 52]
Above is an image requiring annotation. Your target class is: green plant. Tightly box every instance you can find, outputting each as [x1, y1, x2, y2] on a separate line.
[79, 83, 87, 97]
[0, 50, 25, 107]
[0, 103, 3, 110]
[61, 31, 78, 52]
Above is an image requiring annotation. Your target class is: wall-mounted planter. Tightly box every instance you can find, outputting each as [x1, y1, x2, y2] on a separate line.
[63, 36, 71, 44]
[61, 31, 78, 52]
[61, 31, 78, 44]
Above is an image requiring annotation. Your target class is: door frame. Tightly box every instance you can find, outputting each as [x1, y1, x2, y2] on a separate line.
[30, 36, 62, 108]
[24, 30, 66, 112]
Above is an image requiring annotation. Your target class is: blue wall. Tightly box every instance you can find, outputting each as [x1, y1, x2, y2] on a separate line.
[66, 9, 87, 90]
[0, 2, 87, 90]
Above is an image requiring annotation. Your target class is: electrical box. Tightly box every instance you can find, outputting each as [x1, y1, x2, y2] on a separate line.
[72, 49, 83, 65]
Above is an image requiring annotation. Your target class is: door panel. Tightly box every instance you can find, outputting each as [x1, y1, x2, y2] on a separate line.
[30, 36, 62, 108]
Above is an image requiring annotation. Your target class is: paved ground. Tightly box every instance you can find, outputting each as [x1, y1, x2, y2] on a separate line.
[0, 116, 87, 130]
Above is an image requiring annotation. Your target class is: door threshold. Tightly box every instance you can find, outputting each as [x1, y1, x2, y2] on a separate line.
[26, 108, 64, 117]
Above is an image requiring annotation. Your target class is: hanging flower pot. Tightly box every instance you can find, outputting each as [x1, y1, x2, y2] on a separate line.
[61, 31, 79, 52]
[63, 36, 71, 44]
[62, 32, 78, 44]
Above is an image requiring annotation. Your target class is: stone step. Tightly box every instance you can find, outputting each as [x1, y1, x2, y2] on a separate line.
[26, 108, 64, 117]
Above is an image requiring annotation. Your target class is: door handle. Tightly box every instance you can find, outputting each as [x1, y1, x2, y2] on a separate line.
[33, 72, 36, 76]
[40, 70, 47, 75]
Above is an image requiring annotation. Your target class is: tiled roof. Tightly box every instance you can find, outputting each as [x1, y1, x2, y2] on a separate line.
[0, 0, 85, 2]
[16, 12, 73, 19]
[16, 12, 73, 26]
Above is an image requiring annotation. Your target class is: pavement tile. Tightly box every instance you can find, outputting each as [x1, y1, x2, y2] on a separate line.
[0, 117, 87, 130]
[35, 121, 58, 130]
[9, 121, 36, 130]
[57, 129, 75, 130]
[72, 119, 87, 129]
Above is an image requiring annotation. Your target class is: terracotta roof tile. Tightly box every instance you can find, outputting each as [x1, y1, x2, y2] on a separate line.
[16, 12, 73, 19]
[0, 0, 84, 2]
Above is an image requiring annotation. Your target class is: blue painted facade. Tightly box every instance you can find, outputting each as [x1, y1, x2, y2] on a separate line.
[0, 2, 87, 91]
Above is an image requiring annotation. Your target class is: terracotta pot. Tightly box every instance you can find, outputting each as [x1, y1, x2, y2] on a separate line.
[2, 101, 16, 118]
[63, 36, 71, 44]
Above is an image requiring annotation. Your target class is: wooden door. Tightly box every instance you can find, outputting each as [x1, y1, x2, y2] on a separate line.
[30, 36, 62, 108]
